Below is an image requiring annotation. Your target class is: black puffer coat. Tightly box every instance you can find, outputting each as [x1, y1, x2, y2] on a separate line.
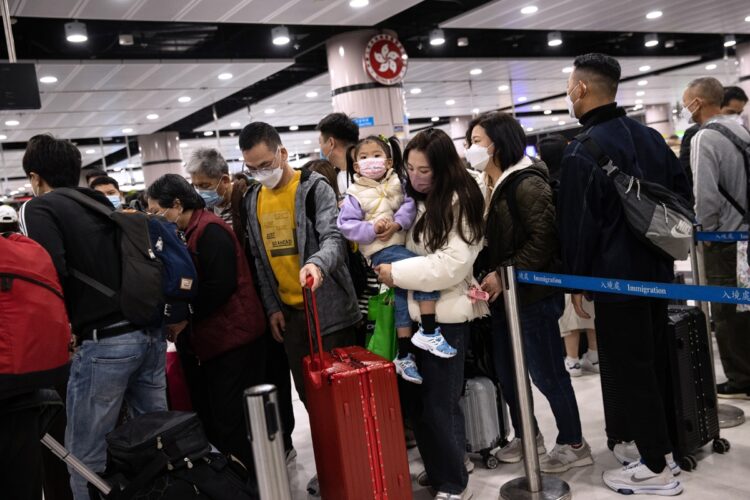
[484, 159, 561, 306]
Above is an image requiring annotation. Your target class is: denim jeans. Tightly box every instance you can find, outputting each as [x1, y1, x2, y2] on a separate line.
[491, 294, 583, 445]
[371, 245, 440, 328]
[66, 329, 167, 499]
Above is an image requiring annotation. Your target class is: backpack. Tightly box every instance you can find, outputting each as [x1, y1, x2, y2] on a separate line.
[703, 122, 750, 224]
[504, 167, 559, 250]
[56, 189, 198, 327]
[0, 233, 71, 400]
[574, 133, 695, 261]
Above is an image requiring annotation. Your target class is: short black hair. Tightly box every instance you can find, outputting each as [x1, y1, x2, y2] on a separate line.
[316, 113, 359, 145]
[573, 53, 621, 96]
[90, 176, 120, 191]
[239, 122, 282, 152]
[477, 112, 527, 170]
[147, 173, 205, 211]
[22, 134, 82, 188]
[722, 86, 749, 107]
[537, 135, 567, 166]
[85, 168, 107, 183]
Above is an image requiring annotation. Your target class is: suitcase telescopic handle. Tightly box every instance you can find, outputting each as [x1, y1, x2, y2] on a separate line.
[303, 275, 325, 370]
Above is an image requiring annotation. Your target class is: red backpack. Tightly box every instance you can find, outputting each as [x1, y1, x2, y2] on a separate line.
[0, 233, 71, 399]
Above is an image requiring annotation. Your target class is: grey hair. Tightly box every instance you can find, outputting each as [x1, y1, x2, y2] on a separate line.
[185, 148, 229, 178]
[686, 77, 724, 107]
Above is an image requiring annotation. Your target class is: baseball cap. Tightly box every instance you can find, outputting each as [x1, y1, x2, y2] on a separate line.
[0, 205, 18, 223]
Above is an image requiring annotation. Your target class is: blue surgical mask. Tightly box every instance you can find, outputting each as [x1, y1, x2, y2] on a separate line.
[196, 188, 222, 209]
[107, 195, 122, 210]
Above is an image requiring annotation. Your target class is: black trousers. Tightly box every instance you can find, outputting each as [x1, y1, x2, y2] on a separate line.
[594, 298, 673, 473]
[0, 406, 43, 500]
[42, 385, 73, 500]
[264, 333, 296, 452]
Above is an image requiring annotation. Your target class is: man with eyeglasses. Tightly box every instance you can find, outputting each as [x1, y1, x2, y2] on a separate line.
[239, 122, 361, 496]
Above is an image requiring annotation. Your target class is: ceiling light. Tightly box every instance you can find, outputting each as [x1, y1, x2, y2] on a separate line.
[219, 73, 234, 81]
[179, 142, 187, 148]
[178, 96, 191, 103]
[520, 6, 538, 15]
[431, 116, 440, 122]
[562, 66, 573, 73]
[230, 121, 241, 128]
[646, 10, 663, 19]
[547, 31, 562, 47]
[65, 21, 88, 43]
[0, 134, 6, 140]
[304, 140, 312, 145]
[272, 26, 291, 46]
[204, 131, 214, 136]
[470, 68, 483, 76]
[558, 120, 566, 125]
[349, 0, 369, 7]
[472, 108, 480, 114]
[4, 120, 19, 126]
[122, 128, 133, 134]
[445, 99, 455, 105]
[517, 96, 527, 102]
[457, 37, 469, 47]
[745, 15, 750, 22]
[638, 79, 648, 86]
[526, 127, 534, 132]
[543, 110, 552, 115]
[498, 84, 509, 91]
[645, 33, 659, 47]
[39, 75, 58, 84]
[724, 35, 736, 48]
[265, 108, 276, 114]
[146, 113, 159, 120]
[429, 29, 445, 46]
[306, 91, 318, 98]
[705, 63, 717, 70]
[85, 149, 95, 154]
[532, 105, 541, 110]
[410, 87, 422, 95]
[635, 99, 643, 104]
[636, 90, 645, 96]
[289, 125, 299, 131]
[639, 65, 651, 72]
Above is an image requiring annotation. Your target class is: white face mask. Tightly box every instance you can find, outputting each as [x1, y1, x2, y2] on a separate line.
[253, 166, 284, 189]
[465, 144, 490, 171]
[565, 83, 580, 120]
[681, 99, 697, 124]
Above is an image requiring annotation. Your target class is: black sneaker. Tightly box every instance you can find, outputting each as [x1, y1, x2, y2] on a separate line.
[717, 382, 750, 400]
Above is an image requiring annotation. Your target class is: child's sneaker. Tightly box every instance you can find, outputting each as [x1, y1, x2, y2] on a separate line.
[411, 326, 457, 358]
[581, 350, 600, 373]
[565, 357, 582, 377]
[394, 353, 423, 384]
[603, 461, 683, 496]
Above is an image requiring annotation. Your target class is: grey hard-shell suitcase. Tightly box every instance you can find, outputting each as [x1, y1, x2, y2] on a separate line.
[460, 376, 510, 469]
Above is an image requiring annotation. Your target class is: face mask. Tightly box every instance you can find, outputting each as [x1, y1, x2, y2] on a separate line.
[409, 171, 433, 194]
[253, 167, 284, 189]
[358, 157, 388, 179]
[320, 141, 333, 161]
[195, 182, 222, 209]
[464, 144, 490, 171]
[565, 83, 580, 120]
[107, 195, 122, 210]
[681, 99, 697, 124]
[157, 208, 179, 224]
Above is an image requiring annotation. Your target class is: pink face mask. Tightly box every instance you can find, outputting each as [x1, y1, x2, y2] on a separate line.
[358, 157, 388, 180]
[409, 170, 433, 194]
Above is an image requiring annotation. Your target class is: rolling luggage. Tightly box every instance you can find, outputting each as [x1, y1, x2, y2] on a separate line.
[302, 277, 412, 500]
[460, 376, 509, 469]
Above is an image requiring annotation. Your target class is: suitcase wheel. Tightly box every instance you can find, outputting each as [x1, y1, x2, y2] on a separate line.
[712, 438, 730, 454]
[484, 455, 499, 469]
[678, 455, 698, 472]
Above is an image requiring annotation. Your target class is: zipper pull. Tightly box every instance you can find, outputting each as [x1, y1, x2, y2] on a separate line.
[148, 248, 156, 259]
[156, 436, 163, 450]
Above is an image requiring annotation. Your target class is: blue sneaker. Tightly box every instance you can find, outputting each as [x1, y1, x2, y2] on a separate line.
[411, 326, 457, 358]
[394, 353, 423, 384]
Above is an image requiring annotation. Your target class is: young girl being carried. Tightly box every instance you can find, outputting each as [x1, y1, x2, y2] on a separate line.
[337, 135, 456, 384]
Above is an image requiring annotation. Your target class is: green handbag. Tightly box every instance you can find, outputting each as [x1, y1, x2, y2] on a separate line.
[366, 288, 397, 361]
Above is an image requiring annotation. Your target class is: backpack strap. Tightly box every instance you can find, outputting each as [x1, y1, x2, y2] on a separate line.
[703, 122, 750, 219]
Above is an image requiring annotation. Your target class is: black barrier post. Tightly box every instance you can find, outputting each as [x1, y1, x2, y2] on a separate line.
[691, 228, 746, 429]
[498, 266, 571, 500]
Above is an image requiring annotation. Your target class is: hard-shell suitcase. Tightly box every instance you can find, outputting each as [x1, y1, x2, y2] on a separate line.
[460, 376, 509, 469]
[302, 278, 412, 500]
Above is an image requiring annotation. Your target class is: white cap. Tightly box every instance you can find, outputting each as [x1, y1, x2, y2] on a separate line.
[0, 205, 18, 223]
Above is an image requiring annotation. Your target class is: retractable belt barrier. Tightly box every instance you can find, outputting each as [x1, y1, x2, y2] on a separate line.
[694, 231, 748, 242]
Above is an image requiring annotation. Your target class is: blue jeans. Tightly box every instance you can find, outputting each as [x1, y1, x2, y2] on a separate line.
[371, 245, 440, 328]
[491, 294, 583, 445]
[65, 329, 167, 499]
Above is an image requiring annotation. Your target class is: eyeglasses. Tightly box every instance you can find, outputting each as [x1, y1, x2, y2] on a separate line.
[243, 146, 281, 173]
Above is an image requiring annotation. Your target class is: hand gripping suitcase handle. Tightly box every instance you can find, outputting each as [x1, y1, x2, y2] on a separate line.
[303, 275, 326, 371]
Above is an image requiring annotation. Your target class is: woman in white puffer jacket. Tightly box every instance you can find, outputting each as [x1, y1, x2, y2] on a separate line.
[374, 128, 486, 499]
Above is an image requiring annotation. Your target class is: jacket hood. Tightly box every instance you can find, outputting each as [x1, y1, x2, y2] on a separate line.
[495, 157, 549, 194]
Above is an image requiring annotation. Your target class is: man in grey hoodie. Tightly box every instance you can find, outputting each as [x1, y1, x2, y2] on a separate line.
[684, 77, 750, 399]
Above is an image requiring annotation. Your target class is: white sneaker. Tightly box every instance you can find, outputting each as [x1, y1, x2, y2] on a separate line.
[540, 440, 594, 473]
[603, 462, 683, 496]
[416, 457, 475, 487]
[285, 447, 297, 465]
[565, 357, 582, 377]
[435, 490, 473, 500]
[614, 442, 681, 476]
[494, 434, 546, 463]
[464, 454, 475, 474]
[581, 351, 600, 373]
[411, 326, 457, 358]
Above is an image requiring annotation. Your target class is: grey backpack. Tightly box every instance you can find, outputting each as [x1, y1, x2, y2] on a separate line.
[575, 133, 695, 261]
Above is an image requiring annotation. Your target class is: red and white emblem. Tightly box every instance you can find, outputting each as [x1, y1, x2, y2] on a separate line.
[364, 34, 407, 86]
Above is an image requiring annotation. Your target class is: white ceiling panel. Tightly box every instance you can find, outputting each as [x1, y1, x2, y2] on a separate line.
[443, 0, 750, 34]
[10, 0, 423, 26]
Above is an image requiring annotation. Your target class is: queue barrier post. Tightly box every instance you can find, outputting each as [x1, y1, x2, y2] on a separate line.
[498, 266, 571, 500]
[691, 228, 746, 429]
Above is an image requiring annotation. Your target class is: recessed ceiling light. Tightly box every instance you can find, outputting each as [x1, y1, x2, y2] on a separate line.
[178, 96, 191, 103]
[532, 105, 541, 110]
[470, 68, 482, 76]
[272, 26, 291, 46]
[472, 108, 480, 114]
[429, 29, 445, 46]
[639, 65, 651, 72]
[146, 113, 159, 120]
[724, 35, 736, 48]
[705, 63, 717, 70]
[745, 15, 750, 22]
[218, 73, 233, 80]
[547, 31, 562, 47]
[349, 0, 369, 7]
[638, 79, 648, 86]
[230, 121, 241, 128]
[636, 90, 646, 96]
[4, 120, 19, 126]
[644, 33, 659, 47]
[646, 10, 663, 19]
[65, 21, 88, 43]
[445, 99, 455, 105]
[122, 128, 133, 134]
[558, 120, 566, 125]
[204, 131, 214, 136]
[265, 108, 276, 114]
[635, 99, 643, 104]
[526, 127, 534, 132]
[305, 91, 318, 98]
[562, 66, 573, 73]
[517, 96, 527, 102]
[85, 149, 95, 154]
[551, 116, 559, 121]
[179, 142, 187, 148]
[431, 116, 440, 122]
[498, 84, 509, 91]
[0, 134, 6, 140]
[289, 125, 299, 131]
[520, 6, 538, 15]
[543, 109, 552, 115]
[304, 140, 312, 144]
[39, 75, 58, 84]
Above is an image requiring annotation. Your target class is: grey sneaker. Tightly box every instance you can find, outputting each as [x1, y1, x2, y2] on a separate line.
[495, 434, 546, 463]
[540, 440, 594, 473]
[435, 491, 473, 500]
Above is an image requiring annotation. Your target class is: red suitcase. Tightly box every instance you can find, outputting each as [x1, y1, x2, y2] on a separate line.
[302, 278, 412, 500]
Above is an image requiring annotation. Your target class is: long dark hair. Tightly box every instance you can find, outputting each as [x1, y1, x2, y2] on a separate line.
[404, 128, 484, 252]
[303, 159, 341, 199]
[346, 135, 403, 182]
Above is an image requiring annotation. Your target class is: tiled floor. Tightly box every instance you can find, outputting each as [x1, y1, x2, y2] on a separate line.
[285, 339, 750, 499]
